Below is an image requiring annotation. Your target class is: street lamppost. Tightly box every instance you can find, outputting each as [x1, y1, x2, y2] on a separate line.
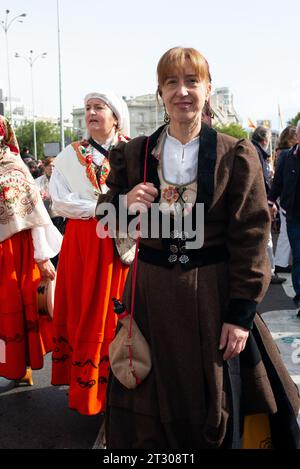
[15, 50, 47, 159]
[0, 9, 26, 119]
[56, 0, 65, 150]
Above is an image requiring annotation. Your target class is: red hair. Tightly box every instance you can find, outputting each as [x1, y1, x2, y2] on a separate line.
[156, 47, 213, 126]
[157, 47, 211, 88]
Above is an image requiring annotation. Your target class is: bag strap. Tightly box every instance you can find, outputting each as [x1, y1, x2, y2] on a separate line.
[128, 137, 150, 349]
[88, 137, 109, 157]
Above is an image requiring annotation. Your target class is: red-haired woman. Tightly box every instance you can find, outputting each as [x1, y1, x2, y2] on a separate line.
[97, 48, 300, 449]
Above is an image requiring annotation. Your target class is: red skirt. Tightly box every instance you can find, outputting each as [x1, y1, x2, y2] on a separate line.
[0, 230, 53, 379]
[51, 219, 128, 415]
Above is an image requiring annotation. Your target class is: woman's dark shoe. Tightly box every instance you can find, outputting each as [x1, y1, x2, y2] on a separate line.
[270, 274, 286, 284]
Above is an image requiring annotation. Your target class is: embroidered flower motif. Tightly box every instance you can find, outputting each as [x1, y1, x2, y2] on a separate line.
[72, 141, 111, 191]
[78, 143, 93, 165]
[0, 186, 8, 202]
[0, 167, 39, 224]
[118, 134, 130, 142]
[0, 185, 18, 202]
[85, 155, 92, 165]
[99, 165, 109, 186]
[2, 186, 10, 195]
[0, 178, 30, 212]
[162, 186, 179, 204]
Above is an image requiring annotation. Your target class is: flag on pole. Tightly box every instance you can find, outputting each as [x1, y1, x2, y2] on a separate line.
[278, 104, 284, 131]
[247, 118, 256, 129]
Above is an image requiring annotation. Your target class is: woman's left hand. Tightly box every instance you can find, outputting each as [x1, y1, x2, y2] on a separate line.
[37, 259, 56, 280]
[219, 323, 249, 360]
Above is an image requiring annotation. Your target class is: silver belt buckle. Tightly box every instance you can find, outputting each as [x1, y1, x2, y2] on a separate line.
[168, 254, 178, 263]
[179, 255, 189, 264]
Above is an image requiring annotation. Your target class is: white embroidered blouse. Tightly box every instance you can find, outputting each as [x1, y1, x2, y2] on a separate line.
[153, 127, 199, 217]
[49, 139, 113, 220]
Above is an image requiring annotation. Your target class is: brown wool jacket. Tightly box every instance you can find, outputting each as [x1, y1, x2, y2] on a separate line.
[97, 124, 271, 330]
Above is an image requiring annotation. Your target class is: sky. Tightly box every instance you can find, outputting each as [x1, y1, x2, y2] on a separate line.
[0, 0, 299, 130]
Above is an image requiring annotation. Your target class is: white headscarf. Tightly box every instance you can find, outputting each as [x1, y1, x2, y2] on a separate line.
[84, 91, 130, 137]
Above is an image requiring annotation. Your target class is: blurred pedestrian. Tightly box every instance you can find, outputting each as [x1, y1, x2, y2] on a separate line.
[268, 121, 300, 317]
[35, 157, 64, 268]
[251, 126, 286, 284]
[20, 145, 34, 161]
[27, 160, 42, 179]
[273, 126, 298, 273]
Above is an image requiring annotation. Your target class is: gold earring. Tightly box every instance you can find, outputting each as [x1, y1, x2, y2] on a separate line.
[163, 105, 170, 124]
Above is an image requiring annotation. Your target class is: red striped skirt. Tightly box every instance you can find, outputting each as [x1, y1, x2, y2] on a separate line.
[0, 230, 52, 379]
[51, 218, 128, 415]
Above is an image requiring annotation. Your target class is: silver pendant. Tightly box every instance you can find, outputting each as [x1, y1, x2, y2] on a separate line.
[168, 254, 178, 263]
[179, 255, 189, 264]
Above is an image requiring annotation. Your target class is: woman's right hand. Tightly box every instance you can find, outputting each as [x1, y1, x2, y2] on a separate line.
[37, 259, 56, 280]
[125, 182, 158, 213]
[269, 204, 278, 221]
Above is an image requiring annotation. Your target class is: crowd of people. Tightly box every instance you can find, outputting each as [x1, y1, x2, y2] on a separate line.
[20, 146, 45, 178]
[268, 122, 300, 317]
[0, 46, 299, 449]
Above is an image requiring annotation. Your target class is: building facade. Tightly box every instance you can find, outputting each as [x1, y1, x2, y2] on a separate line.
[125, 94, 164, 137]
[72, 87, 242, 139]
[72, 94, 164, 139]
[210, 87, 241, 126]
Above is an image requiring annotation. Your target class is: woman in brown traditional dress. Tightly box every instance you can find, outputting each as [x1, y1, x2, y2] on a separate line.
[96, 47, 300, 449]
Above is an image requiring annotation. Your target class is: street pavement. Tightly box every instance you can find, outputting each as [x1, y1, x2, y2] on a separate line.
[0, 354, 102, 449]
[259, 272, 300, 425]
[0, 274, 299, 448]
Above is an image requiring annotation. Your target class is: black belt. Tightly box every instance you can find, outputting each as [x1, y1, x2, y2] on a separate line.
[138, 243, 230, 270]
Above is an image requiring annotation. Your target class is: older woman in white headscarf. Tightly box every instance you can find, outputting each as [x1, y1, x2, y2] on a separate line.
[49, 91, 130, 415]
